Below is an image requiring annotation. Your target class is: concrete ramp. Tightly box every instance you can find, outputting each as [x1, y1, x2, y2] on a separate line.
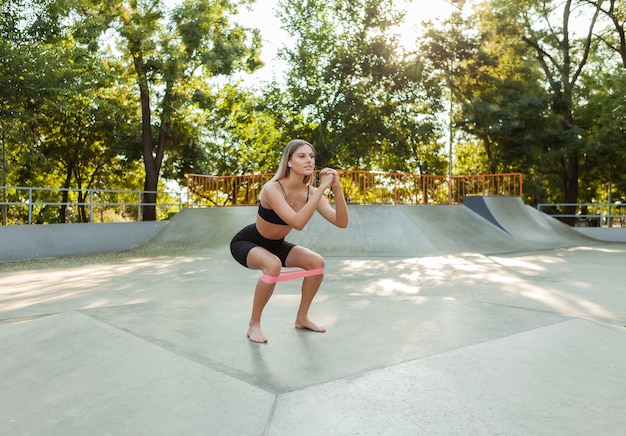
[287, 204, 524, 256]
[464, 196, 596, 247]
[147, 207, 255, 254]
[147, 198, 600, 257]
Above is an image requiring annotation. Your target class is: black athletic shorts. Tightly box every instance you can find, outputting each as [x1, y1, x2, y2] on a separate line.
[230, 223, 296, 268]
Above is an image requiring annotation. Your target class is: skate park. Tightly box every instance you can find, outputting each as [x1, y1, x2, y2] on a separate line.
[1, 196, 626, 435]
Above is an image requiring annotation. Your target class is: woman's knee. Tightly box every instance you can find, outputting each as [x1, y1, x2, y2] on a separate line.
[264, 258, 283, 276]
[247, 248, 283, 275]
[290, 249, 325, 270]
[309, 253, 325, 270]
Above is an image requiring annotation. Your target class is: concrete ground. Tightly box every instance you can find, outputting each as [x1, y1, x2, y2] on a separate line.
[1, 198, 625, 435]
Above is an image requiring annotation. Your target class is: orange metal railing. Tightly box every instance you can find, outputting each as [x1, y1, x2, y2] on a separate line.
[450, 173, 523, 204]
[186, 171, 523, 207]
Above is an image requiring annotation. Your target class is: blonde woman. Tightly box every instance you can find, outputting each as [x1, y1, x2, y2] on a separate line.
[230, 139, 349, 343]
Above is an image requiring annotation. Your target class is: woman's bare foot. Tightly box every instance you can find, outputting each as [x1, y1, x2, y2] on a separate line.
[247, 325, 268, 343]
[295, 318, 327, 333]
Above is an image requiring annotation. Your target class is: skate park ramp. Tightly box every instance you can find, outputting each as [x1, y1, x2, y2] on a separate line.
[147, 196, 598, 256]
[1, 197, 626, 435]
[463, 195, 596, 245]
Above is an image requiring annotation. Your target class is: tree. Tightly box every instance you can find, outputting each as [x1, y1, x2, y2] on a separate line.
[198, 84, 283, 176]
[72, 0, 263, 220]
[424, 5, 551, 176]
[0, 0, 145, 223]
[490, 0, 601, 220]
[273, 0, 443, 174]
[576, 48, 626, 205]
[582, 0, 626, 205]
[588, 0, 626, 67]
[0, 0, 76, 222]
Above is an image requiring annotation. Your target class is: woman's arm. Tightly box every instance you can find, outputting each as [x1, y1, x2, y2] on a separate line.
[265, 173, 335, 230]
[316, 169, 349, 228]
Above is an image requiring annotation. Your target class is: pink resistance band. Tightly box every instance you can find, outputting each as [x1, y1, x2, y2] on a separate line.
[261, 268, 325, 284]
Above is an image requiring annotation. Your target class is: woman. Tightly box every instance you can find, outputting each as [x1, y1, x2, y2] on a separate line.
[230, 139, 349, 343]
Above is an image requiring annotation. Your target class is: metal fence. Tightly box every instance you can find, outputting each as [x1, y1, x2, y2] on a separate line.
[537, 203, 626, 228]
[0, 186, 183, 225]
[186, 171, 524, 206]
[1, 172, 526, 225]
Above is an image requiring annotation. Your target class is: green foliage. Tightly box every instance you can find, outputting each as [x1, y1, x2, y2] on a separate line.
[1, 0, 263, 222]
[273, 0, 443, 174]
[576, 50, 626, 203]
[186, 83, 283, 177]
[110, 0, 263, 219]
[486, 0, 605, 207]
[3, 0, 626, 220]
[422, 4, 554, 177]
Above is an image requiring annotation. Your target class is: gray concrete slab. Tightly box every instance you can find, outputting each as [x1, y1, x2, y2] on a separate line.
[1, 200, 626, 435]
[270, 319, 626, 436]
[0, 311, 274, 435]
[575, 226, 626, 242]
[0, 221, 167, 262]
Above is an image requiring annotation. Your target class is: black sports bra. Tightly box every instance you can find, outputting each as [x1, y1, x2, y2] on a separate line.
[258, 203, 288, 225]
[258, 181, 309, 226]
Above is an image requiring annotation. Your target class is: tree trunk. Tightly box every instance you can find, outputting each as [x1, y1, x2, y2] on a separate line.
[135, 54, 158, 221]
[73, 166, 88, 222]
[134, 55, 169, 222]
[1, 136, 7, 226]
[77, 190, 88, 223]
[60, 162, 73, 223]
[561, 154, 579, 226]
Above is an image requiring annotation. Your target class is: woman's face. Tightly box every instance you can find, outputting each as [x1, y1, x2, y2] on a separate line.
[289, 144, 315, 174]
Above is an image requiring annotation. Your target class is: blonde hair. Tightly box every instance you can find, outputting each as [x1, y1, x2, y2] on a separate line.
[259, 139, 315, 201]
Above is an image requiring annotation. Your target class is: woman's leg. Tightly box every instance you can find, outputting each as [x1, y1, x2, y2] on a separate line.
[285, 246, 327, 332]
[245, 247, 282, 343]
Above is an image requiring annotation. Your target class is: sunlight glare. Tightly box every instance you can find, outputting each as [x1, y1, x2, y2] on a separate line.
[395, 0, 460, 47]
